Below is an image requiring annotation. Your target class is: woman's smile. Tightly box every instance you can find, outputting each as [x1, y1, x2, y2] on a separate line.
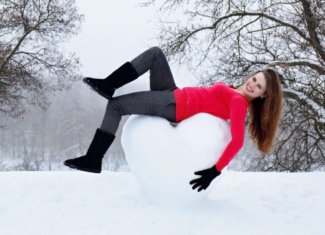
[247, 84, 253, 92]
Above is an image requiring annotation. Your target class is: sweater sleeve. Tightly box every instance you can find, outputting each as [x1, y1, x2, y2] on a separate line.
[216, 98, 247, 171]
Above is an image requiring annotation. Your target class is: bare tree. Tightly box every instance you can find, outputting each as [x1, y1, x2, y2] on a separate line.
[0, 0, 84, 120]
[141, 0, 325, 171]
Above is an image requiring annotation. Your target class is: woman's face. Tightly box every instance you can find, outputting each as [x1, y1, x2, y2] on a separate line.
[242, 72, 267, 100]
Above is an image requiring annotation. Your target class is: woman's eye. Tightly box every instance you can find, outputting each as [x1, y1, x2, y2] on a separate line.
[253, 77, 256, 81]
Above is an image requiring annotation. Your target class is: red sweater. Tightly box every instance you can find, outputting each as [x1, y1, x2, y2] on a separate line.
[173, 82, 250, 172]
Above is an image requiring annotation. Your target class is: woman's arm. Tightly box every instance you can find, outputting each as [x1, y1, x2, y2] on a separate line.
[216, 98, 247, 171]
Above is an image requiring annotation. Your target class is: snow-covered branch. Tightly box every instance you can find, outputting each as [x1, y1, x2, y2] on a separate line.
[268, 60, 325, 75]
[283, 88, 325, 123]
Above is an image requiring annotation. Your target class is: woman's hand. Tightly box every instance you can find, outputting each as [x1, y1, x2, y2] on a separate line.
[189, 165, 221, 192]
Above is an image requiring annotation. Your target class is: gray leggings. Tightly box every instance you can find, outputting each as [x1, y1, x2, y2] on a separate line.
[100, 47, 178, 134]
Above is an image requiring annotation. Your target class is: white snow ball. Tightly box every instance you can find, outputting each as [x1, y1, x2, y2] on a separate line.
[121, 113, 231, 206]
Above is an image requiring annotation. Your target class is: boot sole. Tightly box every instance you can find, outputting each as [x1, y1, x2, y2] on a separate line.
[64, 161, 101, 174]
[83, 78, 113, 100]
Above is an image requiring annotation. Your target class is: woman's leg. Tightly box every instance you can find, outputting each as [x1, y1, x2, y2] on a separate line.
[84, 46, 177, 99]
[130, 46, 177, 91]
[100, 90, 176, 134]
[100, 46, 178, 133]
[64, 47, 177, 173]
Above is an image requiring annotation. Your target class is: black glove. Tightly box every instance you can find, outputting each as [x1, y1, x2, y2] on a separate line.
[189, 165, 221, 192]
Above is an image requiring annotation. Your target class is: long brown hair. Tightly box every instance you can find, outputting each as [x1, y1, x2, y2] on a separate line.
[247, 68, 283, 154]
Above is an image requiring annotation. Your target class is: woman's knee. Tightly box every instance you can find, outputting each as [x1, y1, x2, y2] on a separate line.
[150, 46, 164, 56]
[107, 101, 120, 114]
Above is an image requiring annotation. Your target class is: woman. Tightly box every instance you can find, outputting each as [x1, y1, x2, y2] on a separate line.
[64, 47, 283, 192]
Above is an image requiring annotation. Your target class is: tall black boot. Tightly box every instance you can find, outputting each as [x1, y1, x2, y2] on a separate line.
[64, 128, 115, 173]
[83, 62, 139, 100]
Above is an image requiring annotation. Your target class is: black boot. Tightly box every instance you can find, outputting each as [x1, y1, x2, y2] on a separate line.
[64, 128, 115, 173]
[83, 62, 139, 100]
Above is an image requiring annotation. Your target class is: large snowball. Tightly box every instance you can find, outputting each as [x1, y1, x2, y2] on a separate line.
[121, 113, 231, 206]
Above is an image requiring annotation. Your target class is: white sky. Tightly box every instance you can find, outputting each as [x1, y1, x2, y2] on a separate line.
[65, 0, 196, 89]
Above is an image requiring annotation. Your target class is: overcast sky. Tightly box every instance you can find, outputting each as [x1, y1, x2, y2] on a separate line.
[65, 0, 196, 90]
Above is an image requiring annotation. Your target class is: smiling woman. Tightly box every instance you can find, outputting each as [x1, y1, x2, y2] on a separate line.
[236, 72, 268, 101]
[63, 47, 283, 192]
[243, 69, 283, 154]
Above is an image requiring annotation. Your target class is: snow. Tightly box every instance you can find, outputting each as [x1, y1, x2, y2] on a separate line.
[121, 114, 231, 206]
[271, 59, 321, 64]
[0, 171, 324, 235]
[1, 115, 324, 235]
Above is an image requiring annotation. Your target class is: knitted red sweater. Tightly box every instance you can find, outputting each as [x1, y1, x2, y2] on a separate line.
[173, 82, 250, 171]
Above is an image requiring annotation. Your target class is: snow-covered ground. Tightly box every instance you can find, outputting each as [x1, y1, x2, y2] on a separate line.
[1, 171, 324, 235]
